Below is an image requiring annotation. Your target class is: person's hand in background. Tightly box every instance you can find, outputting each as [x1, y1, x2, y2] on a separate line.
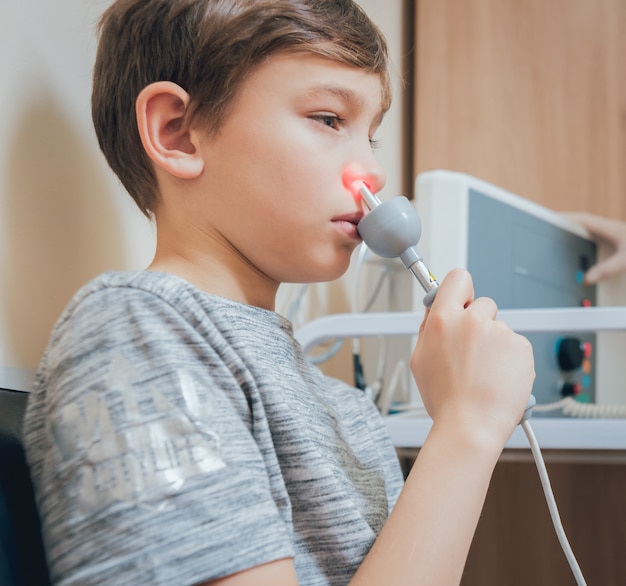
[564, 212, 626, 284]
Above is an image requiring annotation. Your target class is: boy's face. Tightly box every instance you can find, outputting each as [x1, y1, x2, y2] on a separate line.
[193, 52, 386, 285]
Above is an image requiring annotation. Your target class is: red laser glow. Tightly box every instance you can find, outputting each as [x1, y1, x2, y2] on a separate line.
[342, 164, 373, 200]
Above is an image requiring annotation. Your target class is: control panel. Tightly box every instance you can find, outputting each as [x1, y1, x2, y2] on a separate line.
[415, 170, 598, 412]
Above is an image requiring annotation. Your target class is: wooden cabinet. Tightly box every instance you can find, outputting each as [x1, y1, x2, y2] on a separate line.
[396, 449, 626, 586]
[464, 452, 626, 586]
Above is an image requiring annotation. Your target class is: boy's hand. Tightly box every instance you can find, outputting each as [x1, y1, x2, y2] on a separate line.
[410, 269, 535, 445]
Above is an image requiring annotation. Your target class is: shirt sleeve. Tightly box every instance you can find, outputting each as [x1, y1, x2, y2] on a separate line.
[25, 286, 295, 586]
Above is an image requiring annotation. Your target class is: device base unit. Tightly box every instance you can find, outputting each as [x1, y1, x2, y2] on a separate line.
[414, 170, 600, 414]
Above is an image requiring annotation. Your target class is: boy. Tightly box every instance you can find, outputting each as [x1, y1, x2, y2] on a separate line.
[24, 1, 535, 584]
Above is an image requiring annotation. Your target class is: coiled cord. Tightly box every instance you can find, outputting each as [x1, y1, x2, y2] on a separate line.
[533, 397, 626, 418]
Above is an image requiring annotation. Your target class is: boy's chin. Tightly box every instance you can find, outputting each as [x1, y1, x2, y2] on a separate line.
[293, 259, 352, 284]
[321, 260, 353, 283]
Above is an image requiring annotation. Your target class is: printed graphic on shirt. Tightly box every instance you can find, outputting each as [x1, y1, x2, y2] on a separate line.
[50, 353, 225, 516]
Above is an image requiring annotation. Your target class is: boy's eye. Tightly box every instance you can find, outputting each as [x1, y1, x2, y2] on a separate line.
[310, 114, 381, 149]
[312, 114, 342, 131]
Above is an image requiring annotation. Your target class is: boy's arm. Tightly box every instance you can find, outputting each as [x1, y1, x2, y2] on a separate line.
[198, 269, 535, 586]
[198, 560, 299, 586]
[356, 268, 535, 585]
[350, 420, 506, 585]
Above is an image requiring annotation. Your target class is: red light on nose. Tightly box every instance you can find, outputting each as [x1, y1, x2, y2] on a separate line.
[344, 176, 371, 200]
[342, 164, 372, 200]
[350, 179, 368, 198]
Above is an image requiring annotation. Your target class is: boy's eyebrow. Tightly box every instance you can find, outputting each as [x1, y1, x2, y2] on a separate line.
[306, 85, 386, 125]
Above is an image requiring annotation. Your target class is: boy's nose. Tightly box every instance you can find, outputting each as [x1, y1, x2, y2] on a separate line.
[342, 160, 386, 199]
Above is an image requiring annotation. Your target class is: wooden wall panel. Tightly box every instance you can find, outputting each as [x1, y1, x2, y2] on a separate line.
[414, 0, 626, 219]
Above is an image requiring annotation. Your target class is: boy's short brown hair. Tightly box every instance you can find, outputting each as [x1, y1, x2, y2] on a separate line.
[92, 0, 390, 218]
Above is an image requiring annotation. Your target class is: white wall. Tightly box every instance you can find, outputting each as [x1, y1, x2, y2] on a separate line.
[0, 0, 408, 388]
[0, 1, 153, 388]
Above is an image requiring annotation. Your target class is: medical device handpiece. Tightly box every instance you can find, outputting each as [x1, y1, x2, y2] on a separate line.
[355, 182, 439, 307]
[356, 182, 536, 415]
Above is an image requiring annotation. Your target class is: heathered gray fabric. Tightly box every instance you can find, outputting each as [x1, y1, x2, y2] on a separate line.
[24, 271, 404, 586]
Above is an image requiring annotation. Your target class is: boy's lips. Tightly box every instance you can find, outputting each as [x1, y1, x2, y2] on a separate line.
[332, 211, 364, 225]
[331, 211, 365, 240]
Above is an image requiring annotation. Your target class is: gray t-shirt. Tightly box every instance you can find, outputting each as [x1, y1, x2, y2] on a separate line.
[24, 271, 404, 586]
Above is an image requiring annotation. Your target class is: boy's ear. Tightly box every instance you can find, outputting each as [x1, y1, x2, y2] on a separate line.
[136, 81, 204, 179]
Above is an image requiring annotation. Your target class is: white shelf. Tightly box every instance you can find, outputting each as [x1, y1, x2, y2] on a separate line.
[295, 307, 626, 452]
[296, 307, 626, 354]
